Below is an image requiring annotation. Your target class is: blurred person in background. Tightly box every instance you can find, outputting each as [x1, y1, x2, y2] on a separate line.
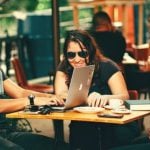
[91, 10, 126, 68]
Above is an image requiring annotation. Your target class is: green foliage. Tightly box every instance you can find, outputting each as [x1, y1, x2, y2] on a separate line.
[0, 0, 38, 14]
[0, 0, 69, 14]
[79, 8, 93, 19]
[36, 0, 51, 10]
[59, 0, 69, 6]
[60, 10, 73, 22]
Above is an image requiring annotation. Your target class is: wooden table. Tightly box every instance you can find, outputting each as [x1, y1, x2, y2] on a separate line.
[122, 57, 150, 72]
[6, 109, 150, 124]
[6, 109, 150, 149]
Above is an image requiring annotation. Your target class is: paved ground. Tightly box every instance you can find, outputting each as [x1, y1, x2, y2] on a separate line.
[28, 119, 70, 143]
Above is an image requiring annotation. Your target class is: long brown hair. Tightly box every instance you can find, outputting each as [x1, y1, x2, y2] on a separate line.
[62, 29, 107, 84]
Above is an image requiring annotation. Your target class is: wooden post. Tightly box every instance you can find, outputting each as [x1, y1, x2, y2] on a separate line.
[52, 0, 60, 71]
[138, 3, 144, 44]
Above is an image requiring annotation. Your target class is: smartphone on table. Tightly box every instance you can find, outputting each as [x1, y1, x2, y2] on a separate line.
[97, 113, 123, 118]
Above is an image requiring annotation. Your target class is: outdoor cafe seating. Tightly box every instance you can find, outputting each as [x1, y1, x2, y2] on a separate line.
[123, 43, 150, 99]
[11, 56, 54, 94]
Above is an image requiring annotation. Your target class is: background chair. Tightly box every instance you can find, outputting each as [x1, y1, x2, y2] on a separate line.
[128, 90, 150, 145]
[128, 90, 144, 131]
[11, 56, 54, 93]
[128, 90, 139, 100]
[128, 90, 143, 129]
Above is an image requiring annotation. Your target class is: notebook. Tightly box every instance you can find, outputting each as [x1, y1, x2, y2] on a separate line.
[51, 65, 95, 111]
[124, 100, 150, 110]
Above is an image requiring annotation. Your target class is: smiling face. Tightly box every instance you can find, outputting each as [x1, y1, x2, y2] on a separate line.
[63, 30, 99, 70]
[67, 41, 89, 68]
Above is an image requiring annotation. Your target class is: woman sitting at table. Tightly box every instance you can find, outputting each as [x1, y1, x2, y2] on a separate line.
[54, 29, 141, 150]
[0, 68, 64, 150]
[91, 11, 126, 65]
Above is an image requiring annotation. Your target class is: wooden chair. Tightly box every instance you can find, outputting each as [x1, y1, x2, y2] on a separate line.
[128, 90, 139, 100]
[11, 56, 54, 93]
[126, 90, 150, 146]
[128, 90, 145, 135]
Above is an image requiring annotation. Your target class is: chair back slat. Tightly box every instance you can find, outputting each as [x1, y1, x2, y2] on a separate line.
[128, 90, 139, 100]
[11, 57, 28, 86]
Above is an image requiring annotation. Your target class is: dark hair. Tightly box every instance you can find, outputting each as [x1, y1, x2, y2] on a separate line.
[63, 30, 99, 63]
[92, 11, 112, 29]
[62, 29, 106, 82]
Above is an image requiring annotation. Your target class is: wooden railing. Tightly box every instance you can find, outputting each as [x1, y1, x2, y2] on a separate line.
[70, 0, 146, 44]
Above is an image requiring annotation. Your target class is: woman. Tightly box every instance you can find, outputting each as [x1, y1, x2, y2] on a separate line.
[91, 11, 126, 65]
[55, 30, 140, 150]
[0, 68, 64, 149]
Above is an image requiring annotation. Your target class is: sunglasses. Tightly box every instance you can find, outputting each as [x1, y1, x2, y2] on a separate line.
[67, 51, 89, 59]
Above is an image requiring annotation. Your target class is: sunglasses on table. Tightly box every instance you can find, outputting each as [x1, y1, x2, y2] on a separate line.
[67, 51, 89, 59]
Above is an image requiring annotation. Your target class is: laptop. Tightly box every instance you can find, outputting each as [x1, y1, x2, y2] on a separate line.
[51, 65, 95, 111]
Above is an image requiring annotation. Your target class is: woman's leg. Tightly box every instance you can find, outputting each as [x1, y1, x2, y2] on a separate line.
[0, 136, 24, 150]
[113, 121, 141, 146]
[101, 121, 141, 149]
[7, 132, 55, 150]
[69, 121, 100, 150]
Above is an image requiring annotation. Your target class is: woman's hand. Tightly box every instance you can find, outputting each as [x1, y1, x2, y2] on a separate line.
[87, 92, 108, 107]
[34, 95, 64, 106]
[57, 92, 68, 100]
[49, 95, 65, 105]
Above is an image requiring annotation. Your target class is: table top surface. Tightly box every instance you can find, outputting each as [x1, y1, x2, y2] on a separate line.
[6, 109, 150, 125]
